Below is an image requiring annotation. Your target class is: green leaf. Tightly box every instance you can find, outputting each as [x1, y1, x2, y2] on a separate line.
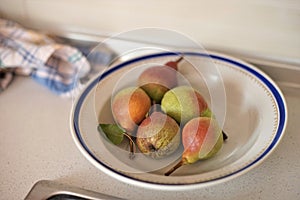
[98, 124, 125, 145]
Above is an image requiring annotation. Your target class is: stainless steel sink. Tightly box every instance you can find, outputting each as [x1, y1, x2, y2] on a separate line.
[25, 180, 125, 200]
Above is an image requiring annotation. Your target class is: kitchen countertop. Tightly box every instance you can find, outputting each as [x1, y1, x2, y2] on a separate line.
[1, 58, 300, 199]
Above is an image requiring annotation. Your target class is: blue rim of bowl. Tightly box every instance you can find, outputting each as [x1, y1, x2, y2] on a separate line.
[72, 51, 287, 186]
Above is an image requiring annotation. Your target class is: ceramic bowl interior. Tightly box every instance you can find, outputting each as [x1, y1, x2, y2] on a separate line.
[71, 52, 287, 189]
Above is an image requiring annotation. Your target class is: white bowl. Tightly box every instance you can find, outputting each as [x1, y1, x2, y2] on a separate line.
[70, 51, 287, 190]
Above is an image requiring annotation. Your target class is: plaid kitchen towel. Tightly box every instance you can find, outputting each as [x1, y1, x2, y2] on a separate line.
[0, 18, 114, 97]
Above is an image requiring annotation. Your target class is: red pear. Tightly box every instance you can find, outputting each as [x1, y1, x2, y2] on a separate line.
[165, 117, 223, 176]
[138, 57, 182, 103]
[112, 87, 151, 133]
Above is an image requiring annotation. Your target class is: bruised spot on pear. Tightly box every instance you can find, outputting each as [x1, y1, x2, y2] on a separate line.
[112, 87, 151, 133]
[136, 112, 180, 159]
[161, 86, 211, 125]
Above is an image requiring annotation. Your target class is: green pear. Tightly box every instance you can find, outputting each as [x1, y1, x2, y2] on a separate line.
[165, 117, 223, 176]
[161, 86, 212, 125]
[112, 87, 151, 133]
[138, 57, 182, 103]
[136, 111, 180, 159]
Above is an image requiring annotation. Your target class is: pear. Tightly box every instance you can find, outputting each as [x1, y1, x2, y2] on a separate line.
[138, 57, 183, 103]
[136, 111, 180, 159]
[161, 86, 211, 125]
[165, 117, 223, 176]
[181, 117, 223, 163]
[112, 87, 151, 133]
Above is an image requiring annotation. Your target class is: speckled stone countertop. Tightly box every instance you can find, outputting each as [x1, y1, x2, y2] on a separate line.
[0, 61, 300, 199]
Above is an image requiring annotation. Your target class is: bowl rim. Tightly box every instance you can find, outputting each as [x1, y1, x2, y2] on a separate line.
[70, 51, 288, 190]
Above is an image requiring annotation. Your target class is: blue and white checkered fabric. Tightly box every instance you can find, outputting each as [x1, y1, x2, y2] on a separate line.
[0, 18, 91, 96]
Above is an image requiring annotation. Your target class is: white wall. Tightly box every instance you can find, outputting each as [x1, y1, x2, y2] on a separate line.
[0, 0, 299, 63]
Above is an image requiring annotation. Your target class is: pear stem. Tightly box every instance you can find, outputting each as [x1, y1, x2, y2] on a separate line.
[149, 100, 162, 114]
[123, 132, 136, 159]
[222, 131, 228, 141]
[164, 160, 184, 176]
[175, 56, 184, 64]
[152, 100, 158, 112]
